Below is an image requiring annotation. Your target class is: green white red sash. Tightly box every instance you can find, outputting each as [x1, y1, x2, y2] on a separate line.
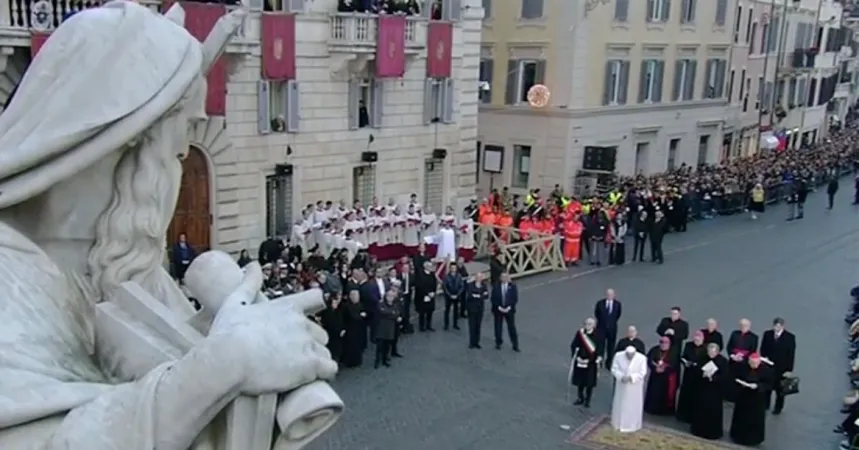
[577, 329, 597, 356]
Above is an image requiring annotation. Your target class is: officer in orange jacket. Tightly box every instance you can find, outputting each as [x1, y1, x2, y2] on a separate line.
[563, 214, 583, 265]
[497, 210, 514, 243]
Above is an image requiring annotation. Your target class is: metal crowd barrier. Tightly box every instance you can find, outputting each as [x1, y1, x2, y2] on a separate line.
[686, 165, 852, 221]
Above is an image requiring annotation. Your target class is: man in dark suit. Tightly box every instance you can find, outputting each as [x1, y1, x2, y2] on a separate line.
[593, 288, 622, 369]
[760, 317, 796, 415]
[490, 271, 519, 352]
[359, 268, 384, 342]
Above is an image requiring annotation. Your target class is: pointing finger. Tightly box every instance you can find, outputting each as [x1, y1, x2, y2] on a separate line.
[287, 289, 326, 315]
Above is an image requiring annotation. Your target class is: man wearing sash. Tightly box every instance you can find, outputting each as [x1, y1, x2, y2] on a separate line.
[569, 318, 603, 407]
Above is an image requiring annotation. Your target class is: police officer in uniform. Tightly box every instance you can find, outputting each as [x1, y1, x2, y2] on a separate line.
[466, 271, 489, 349]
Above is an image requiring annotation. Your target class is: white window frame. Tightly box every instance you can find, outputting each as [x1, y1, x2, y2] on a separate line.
[649, 0, 664, 22]
[348, 70, 384, 130]
[257, 79, 299, 134]
[607, 60, 623, 105]
[745, 8, 754, 44]
[516, 59, 539, 104]
[681, 0, 695, 24]
[512, 145, 531, 189]
[677, 60, 691, 101]
[705, 60, 719, 98]
[424, 77, 455, 124]
[641, 60, 657, 103]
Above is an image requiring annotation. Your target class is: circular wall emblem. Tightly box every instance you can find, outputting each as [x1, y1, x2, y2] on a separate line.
[30, 0, 54, 33]
[273, 38, 283, 60]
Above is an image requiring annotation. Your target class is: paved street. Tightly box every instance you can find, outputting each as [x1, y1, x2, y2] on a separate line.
[308, 187, 858, 450]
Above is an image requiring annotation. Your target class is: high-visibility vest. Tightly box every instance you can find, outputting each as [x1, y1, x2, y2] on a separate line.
[752, 188, 765, 202]
[525, 194, 536, 207]
[582, 204, 591, 215]
[561, 197, 571, 209]
[609, 192, 622, 205]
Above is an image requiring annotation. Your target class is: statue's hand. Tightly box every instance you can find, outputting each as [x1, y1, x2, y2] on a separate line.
[208, 262, 338, 396]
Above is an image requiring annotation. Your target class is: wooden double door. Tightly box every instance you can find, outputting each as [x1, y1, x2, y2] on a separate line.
[166, 146, 211, 253]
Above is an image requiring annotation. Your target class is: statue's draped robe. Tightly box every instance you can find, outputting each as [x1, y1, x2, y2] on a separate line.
[0, 2, 209, 447]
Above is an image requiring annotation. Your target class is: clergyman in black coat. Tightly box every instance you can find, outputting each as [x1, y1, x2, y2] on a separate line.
[593, 289, 622, 369]
[759, 317, 796, 414]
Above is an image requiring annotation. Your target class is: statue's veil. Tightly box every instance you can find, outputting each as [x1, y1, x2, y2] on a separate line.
[0, 0, 203, 209]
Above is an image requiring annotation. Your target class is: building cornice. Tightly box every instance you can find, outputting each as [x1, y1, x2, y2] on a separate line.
[479, 99, 728, 119]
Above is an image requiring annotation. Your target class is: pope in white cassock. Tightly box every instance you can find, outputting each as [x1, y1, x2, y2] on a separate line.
[610, 346, 648, 433]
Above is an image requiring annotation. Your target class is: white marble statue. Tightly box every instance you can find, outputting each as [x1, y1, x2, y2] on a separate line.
[0, 2, 341, 450]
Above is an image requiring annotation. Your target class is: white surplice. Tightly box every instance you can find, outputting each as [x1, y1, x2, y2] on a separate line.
[435, 227, 457, 261]
[610, 351, 648, 433]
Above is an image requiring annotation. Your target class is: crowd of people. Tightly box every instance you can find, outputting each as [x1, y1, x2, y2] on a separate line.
[474, 125, 859, 268]
[336, 0, 427, 15]
[574, 290, 797, 447]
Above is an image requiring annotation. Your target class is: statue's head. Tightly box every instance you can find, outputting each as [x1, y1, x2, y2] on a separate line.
[0, 1, 244, 297]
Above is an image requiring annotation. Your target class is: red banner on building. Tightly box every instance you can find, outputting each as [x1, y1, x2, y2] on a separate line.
[426, 22, 452, 78]
[181, 2, 227, 115]
[30, 33, 50, 57]
[261, 13, 296, 80]
[375, 15, 406, 78]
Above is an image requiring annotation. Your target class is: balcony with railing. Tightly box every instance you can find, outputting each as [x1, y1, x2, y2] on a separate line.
[0, 0, 256, 52]
[328, 13, 426, 53]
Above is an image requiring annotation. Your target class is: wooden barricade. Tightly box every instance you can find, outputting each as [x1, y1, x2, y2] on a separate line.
[475, 224, 565, 279]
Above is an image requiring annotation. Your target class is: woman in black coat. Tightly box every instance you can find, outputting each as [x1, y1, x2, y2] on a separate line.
[374, 291, 401, 368]
[320, 292, 345, 363]
[676, 332, 708, 423]
[341, 290, 366, 368]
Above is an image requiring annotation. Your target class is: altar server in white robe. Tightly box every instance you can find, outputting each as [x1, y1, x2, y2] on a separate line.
[391, 207, 406, 245]
[610, 346, 648, 433]
[440, 206, 457, 229]
[421, 206, 439, 240]
[291, 218, 309, 256]
[458, 214, 475, 253]
[366, 208, 381, 248]
[352, 210, 368, 248]
[432, 222, 457, 262]
[404, 204, 421, 254]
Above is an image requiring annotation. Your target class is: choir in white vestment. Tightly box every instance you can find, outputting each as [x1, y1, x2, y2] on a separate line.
[610, 347, 648, 433]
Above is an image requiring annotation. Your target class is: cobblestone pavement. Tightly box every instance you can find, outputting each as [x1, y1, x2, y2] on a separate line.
[308, 188, 858, 450]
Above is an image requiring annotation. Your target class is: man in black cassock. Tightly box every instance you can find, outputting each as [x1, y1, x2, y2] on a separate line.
[644, 336, 680, 416]
[676, 331, 707, 423]
[730, 353, 771, 446]
[760, 317, 796, 414]
[656, 306, 689, 361]
[414, 261, 438, 332]
[700, 318, 724, 351]
[569, 317, 603, 408]
[691, 343, 728, 440]
[614, 325, 646, 355]
[726, 318, 759, 402]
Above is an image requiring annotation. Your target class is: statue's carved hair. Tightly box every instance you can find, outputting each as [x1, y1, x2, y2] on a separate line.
[86, 113, 182, 302]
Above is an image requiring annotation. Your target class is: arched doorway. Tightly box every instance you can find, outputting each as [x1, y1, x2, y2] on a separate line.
[167, 146, 211, 253]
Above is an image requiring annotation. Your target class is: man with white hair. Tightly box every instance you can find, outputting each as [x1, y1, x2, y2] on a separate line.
[610, 346, 648, 433]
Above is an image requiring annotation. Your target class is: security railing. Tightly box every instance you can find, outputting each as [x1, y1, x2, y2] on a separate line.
[328, 13, 425, 49]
